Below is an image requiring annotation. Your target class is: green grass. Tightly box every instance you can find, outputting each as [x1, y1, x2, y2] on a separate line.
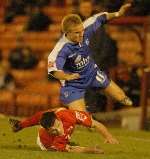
[0, 116, 150, 159]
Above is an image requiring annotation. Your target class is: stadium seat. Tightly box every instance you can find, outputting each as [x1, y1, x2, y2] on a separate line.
[11, 68, 46, 87]
[23, 31, 60, 41]
[49, 24, 61, 32]
[0, 24, 5, 32]
[43, 6, 72, 23]
[15, 92, 49, 116]
[0, 90, 15, 115]
[13, 16, 28, 24]
[24, 81, 61, 97]
[49, 95, 62, 108]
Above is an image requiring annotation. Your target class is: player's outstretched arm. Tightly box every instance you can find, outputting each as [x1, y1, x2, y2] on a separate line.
[103, 80, 133, 106]
[52, 71, 80, 81]
[106, 3, 131, 20]
[92, 119, 119, 144]
[66, 145, 104, 154]
[9, 111, 44, 133]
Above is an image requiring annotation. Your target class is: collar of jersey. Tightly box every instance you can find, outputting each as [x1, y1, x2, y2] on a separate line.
[62, 34, 79, 46]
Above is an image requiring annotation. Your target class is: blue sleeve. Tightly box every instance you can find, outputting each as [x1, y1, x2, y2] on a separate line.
[48, 46, 69, 73]
[55, 55, 66, 70]
[83, 13, 107, 39]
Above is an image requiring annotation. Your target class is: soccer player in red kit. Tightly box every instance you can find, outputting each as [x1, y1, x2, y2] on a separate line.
[9, 108, 118, 153]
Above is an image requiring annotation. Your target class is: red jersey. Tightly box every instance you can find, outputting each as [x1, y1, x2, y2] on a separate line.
[20, 108, 92, 151]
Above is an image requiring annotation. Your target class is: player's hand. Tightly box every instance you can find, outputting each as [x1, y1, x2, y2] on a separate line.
[104, 137, 119, 144]
[94, 145, 104, 154]
[118, 3, 132, 16]
[66, 73, 80, 81]
[9, 118, 22, 132]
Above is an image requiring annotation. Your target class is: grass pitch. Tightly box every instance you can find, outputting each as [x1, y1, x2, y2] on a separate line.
[0, 116, 150, 159]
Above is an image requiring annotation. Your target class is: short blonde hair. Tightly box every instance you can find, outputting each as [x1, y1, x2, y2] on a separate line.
[61, 14, 82, 33]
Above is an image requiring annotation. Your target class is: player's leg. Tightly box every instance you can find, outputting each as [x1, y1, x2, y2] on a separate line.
[103, 80, 132, 106]
[91, 69, 132, 106]
[60, 86, 86, 111]
[67, 98, 86, 111]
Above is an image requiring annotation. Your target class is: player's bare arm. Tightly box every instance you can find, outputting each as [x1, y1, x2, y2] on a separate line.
[52, 71, 80, 81]
[106, 3, 131, 20]
[66, 145, 104, 154]
[103, 80, 133, 106]
[91, 119, 119, 144]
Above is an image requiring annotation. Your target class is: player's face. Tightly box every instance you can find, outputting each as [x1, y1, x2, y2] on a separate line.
[47, 119, 64, 136]
[67, 24, 84, 43]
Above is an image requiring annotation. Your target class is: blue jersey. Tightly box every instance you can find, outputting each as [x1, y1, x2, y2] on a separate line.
[48, 12, 109, 89]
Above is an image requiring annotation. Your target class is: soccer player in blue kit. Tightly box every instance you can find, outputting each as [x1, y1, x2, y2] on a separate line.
[48, 3, 132, 144]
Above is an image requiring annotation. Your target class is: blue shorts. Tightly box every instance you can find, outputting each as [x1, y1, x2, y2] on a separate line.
[60, 70, 110, 105]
